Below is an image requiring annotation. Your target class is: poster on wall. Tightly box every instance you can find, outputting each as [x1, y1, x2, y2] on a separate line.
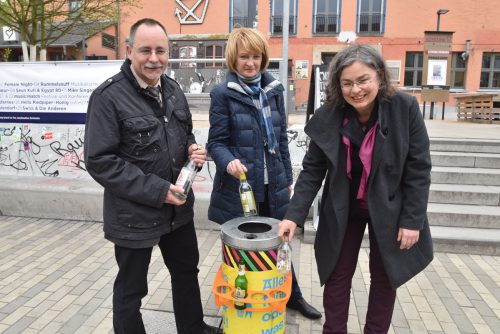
[0, 61, 121, 124]
[427, 59, 447, 86]
[295, 60, 309, 79]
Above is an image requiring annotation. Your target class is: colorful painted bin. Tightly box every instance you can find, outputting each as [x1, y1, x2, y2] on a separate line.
[212, 216, 292, 334]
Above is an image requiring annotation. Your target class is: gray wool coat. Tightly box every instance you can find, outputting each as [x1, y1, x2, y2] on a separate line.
[284, 92, 433, 289]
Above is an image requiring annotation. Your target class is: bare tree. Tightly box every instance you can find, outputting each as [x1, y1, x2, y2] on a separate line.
[0, 0, 138, 61]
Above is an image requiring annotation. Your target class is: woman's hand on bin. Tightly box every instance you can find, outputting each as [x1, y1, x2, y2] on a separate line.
[278, 219, 297, 242]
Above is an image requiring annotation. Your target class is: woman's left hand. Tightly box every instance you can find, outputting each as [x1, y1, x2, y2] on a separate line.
[397, 228, 420, 250]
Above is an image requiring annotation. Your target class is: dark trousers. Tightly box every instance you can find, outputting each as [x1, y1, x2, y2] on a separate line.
[258, 190, 303, 301]
[323, 210, 396, 334]
[113, 221, 204, 334]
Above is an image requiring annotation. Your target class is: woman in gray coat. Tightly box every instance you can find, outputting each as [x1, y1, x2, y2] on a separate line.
[278, 45, 433, 333]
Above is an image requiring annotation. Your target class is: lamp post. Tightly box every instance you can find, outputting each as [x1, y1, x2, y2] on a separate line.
[436, 8, 449, 31]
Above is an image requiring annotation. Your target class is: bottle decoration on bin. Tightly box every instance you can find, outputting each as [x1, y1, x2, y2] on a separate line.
[173, 159, 199, 200]
[239, 173, 257, 216]
[276, 235, 292, 275]
[234, 258, 248, 310]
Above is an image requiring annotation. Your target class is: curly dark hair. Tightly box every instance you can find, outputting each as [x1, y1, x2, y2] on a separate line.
[325, 44, 395, 108]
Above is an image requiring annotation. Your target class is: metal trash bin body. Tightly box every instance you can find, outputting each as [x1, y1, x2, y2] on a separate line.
[213, 216, 291, 334]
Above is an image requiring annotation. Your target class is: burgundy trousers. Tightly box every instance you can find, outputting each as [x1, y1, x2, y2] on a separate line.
[323, 209, 396, 334]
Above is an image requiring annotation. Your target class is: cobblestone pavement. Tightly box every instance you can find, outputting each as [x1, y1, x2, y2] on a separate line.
[0, 216, 498, 334]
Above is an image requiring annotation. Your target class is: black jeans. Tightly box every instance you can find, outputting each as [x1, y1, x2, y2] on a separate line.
[113, 221, 204, 334]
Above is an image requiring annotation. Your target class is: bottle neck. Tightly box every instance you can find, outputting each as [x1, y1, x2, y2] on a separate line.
[239, 173, 247, 182]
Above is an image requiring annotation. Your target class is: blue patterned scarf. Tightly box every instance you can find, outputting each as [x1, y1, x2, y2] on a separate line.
[237, 72, 277, 155]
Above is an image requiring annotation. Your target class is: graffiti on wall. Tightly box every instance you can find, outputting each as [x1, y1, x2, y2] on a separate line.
[0, 124, 87, 177]
[0, 122, 309, 184]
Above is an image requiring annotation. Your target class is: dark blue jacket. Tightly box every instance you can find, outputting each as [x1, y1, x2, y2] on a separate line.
[207, 72, 293, 224]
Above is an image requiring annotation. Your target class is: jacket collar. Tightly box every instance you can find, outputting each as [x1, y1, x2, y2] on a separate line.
[121, 59, 177, 120]
[305, 99, 390, 177]
[225, 71, 284, 108]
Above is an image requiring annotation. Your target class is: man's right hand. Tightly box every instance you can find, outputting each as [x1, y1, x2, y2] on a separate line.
[165, 184, 186, 205]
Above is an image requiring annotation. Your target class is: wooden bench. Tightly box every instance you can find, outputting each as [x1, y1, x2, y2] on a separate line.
[455, 93, 500, 124]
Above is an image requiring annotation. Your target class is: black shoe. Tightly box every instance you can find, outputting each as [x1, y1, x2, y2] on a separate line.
[287, 297, 322, 319]
[201, 321, 223, 334]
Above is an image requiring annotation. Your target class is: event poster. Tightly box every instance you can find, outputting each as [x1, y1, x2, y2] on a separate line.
[295, 60, 309, 79]
[0, 61, 121, 124]
[427, 59, 447, 86]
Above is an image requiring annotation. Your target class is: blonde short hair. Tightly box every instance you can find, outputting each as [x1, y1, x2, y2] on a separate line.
[225, 28, 269, 73]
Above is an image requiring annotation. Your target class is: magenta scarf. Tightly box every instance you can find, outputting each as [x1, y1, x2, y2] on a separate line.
[342, 117, 378, 204]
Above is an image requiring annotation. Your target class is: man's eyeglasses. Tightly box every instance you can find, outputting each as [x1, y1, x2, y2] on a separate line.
[134, 48, 168, 57]
[340, 78, 373, 91]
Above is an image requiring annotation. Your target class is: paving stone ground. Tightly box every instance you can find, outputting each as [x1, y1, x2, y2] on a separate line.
[0, 216, 498, 334]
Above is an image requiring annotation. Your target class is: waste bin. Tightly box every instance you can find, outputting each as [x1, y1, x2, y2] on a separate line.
[212, 216, 292, 334]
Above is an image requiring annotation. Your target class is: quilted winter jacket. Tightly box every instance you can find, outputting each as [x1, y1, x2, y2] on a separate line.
[84, 59, 197, 246]
[207, 72, 293, 224]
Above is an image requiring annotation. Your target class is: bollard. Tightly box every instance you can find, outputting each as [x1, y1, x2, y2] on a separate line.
[212, 216, 291, 334]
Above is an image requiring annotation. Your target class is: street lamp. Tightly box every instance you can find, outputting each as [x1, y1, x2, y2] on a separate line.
[436, 8, 449, 31]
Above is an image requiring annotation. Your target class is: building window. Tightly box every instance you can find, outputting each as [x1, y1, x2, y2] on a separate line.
[231, 0, 258, 29]
[179, 46, 197, 68]
[321, 52, 337, 66]
[451, 52, 467, 89]
[404, 52, 423, 87]
[272, 0, 297, 35]
[480, 53, 500, 88]
[357, 0, 384, 35]
[386, 60, 401, 84]
[102, 33, 116, 50]
[314, 0, 339, 34]
[205, 45, 224, 68]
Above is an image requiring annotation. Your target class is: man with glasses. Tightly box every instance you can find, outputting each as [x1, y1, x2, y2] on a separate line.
[84, 18, 221, 334]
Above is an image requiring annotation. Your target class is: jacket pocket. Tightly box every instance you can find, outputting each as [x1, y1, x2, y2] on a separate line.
[122, 115, 162, 158]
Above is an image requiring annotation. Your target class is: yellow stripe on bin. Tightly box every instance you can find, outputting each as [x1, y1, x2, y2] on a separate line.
[260, 250, 277, 270]
[224, 244, 237, 268]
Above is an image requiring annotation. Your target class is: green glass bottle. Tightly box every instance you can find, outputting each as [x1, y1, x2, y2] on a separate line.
[234, 259, 248, 310]
[239, 173, 257, 217]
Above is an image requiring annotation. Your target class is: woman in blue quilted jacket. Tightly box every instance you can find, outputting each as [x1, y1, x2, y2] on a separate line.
[206, 27, 321, 320]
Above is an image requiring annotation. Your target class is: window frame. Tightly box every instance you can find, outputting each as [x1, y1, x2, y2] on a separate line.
[205, 44, 224, 68]
[480, 52, 500, 89]
[271, 0, 297, 36]
[450, 52, 467, 89]
[357, 0, 385, 35]
[313, 0, 340, 34]
[179, 45, 197, 68]
[386, 60, 401, 84]
[230, 0, 258, 30]
[404, 51, 423, 87]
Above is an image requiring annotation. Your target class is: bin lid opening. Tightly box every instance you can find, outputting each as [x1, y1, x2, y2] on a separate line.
[238, 222, 272, 234]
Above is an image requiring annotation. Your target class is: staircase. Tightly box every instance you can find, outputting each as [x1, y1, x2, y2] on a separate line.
[427, 138, 500, 255]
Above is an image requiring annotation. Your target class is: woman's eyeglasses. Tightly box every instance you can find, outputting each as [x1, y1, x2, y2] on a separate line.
[340, 78, 373, 91]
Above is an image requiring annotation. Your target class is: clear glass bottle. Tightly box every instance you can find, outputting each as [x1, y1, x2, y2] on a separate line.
[173, 159, 197, 200]
[276, 236, 292, 275]
[239, 173, 257, 216]
[234, 258, 248, 310]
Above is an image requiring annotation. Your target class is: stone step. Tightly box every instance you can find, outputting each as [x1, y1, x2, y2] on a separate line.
[429, 226, 500, 256]
[431, 166, 500, 186]
[303, 221, 500, 255]
[431, 151, 500, 169]
[429, 183, 500, 206]
[427, 203, 500, 229]
[430, 138, 500, 154]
